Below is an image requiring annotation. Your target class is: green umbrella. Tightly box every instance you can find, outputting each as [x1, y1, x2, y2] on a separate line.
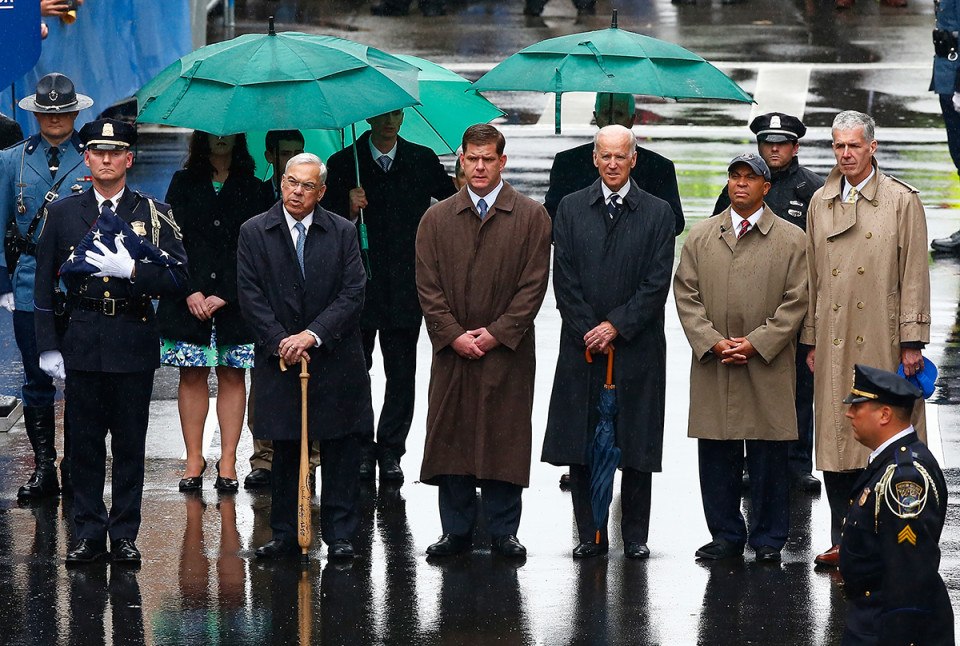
[472, 11, 753, 133]
[135, 20, 420, 136]
[249, 53, 504, 174]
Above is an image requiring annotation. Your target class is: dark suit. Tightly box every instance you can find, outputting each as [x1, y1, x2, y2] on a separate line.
[543, 142, 684, 236]
[325, 133, 455, 463]
[237, 201, 372, 544]
[34, 188, 188, 543]
[839, 430, 953, 645]
[0, 114, 22, 149]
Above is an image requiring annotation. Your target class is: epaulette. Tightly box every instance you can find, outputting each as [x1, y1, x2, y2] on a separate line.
[887, 175, 919, 194]
[1, 137, 28, 152]
[22, 134, 44, 155]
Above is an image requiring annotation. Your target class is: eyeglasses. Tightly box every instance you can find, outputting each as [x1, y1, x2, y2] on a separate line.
[284, 176, 320, 193]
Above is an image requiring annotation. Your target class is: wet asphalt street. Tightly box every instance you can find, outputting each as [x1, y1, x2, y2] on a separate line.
[1, 0, 960, 643]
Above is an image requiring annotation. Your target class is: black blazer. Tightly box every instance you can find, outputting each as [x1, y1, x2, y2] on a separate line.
[34, 188, 189, 372]
[236, 202, 372, 441]
[324, 132, 455, 329]
[156, 169, 274, 346]
[543, 142, 685, 236]
[0, 114, 23, 150]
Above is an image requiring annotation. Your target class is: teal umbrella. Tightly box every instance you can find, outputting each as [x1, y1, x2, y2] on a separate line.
[472, 11, 753, 133]
[135, 20, 420, 136]
[249, 53, 504, 174]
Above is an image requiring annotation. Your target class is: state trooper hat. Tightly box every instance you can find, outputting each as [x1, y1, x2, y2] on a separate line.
[79, 119, 137, 150]
[727, 152, 771, 181]
[18, 73, 93, 113]
[750, 112, 806, 143]
[843, 364, 922, 409]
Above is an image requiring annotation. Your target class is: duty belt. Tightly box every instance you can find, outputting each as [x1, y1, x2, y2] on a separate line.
[70, 295, 149, 317]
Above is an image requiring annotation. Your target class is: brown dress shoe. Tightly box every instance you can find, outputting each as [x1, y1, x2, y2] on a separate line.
[814, 544, 840, 567]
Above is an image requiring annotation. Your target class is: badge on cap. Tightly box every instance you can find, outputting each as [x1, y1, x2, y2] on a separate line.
[770, 115, 781, 129]
[103, 123, 114, 138]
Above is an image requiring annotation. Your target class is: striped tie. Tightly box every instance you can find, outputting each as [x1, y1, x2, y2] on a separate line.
[737, 219, 750, 239]
[294, 221, 306, 276]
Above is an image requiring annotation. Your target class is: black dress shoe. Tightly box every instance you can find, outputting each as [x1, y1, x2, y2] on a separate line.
[214, 460, 239, 494]
[359, 458, 376, 480]
[933, 230, 960, 253]
[111, 538, 142, 566]
[559, 472, 571, 490]
[66, 539, 108, 566]
[328, 539, 355, 560]
[379, 453, 404, 482]
[491, 535, 527, 557]
[791, 472, 822, 493]
[370, 3, 409, 15]
[695, 539, 744, 560]
[243, 467, 271, 489]
[255, 538, 299, 560]
[572, 542, 608, 559]
[755, 545, 782, 563]
[178, 458, 207, 493]
[625, 542, 650, 559]
[426, 534, 470, 556]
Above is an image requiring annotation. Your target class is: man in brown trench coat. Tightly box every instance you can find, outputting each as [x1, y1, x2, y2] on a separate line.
[803, 110, 930, 567]
[674, 153, 808, 563]
[415, 124, 552, 558]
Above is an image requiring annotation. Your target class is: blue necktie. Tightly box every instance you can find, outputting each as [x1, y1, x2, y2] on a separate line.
[294, 221, 306, 276]
[378, 155, 391, 172]
[477, 198, 488, 220]
[607, 194, 621, 219]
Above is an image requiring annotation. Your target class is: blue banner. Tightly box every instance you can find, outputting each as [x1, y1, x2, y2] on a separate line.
[0, 0, 41, 94]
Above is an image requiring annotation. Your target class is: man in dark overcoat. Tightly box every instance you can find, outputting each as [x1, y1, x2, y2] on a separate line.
[543, 92, 684, 236]
[325, 109, 455, 483]
[416, 124, 551, 559]
[839, 365, 953, 644]
[34, 119, 189, 566]
[542, 125, 675, 560]
[237, 153, 372, 560]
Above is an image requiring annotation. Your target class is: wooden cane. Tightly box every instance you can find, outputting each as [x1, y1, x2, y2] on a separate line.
[280, 355, 312, 564]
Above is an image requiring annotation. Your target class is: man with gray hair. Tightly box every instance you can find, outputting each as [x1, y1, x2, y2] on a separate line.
[542, 124, 675, 559]
[802, 110, 930, 568]
[238, 152, 373, 561]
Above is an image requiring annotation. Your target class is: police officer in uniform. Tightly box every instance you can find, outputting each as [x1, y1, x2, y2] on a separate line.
[929, 0, 960, 254]
[839, 364, 953, 644]
[0, 73, 94, 502]
[714, 112, 824, 494]
[34, 119, 188, 566]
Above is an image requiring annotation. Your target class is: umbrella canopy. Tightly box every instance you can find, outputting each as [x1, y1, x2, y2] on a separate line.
[585, 346, 621, 545]
[472, 11, 752, 133]
[248, 53, 503, 171]
[135, 22, 421, 136]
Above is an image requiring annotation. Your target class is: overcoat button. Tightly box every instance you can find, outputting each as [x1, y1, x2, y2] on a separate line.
[857, 302, 864, 309]
[857, 267, 864, 275]
[865, 232, 872, 239]
[834, 338, 842, 346]
[832, 269, 839, 276]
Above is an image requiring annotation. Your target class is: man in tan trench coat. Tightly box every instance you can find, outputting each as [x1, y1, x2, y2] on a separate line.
[415, 124, 552, 559]
[803, 110, 931, 567]
[675, 153, 808, 563]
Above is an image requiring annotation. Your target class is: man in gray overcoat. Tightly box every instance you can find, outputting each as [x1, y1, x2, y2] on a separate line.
[674, 153, 808, 563]
[542, 125, 675, 560]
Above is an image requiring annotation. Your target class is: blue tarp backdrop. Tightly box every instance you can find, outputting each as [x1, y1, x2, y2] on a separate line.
[1, 0, 191, 135]
[0, 0, 41, 92]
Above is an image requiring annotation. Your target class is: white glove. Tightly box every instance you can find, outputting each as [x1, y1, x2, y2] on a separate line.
[0, 293, 14, 312]
[85, 239, 135, 279]
[39, 351, 65, 380]
[952, 92, 960, 113]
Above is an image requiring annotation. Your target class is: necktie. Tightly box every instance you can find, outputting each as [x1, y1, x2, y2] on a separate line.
[477, 198, 488, 220]
[845, 186, 859, 204]
[607, 194, 622, 219]
[101, 200, 114, 217]
[48, 146, 60, 178]
[737, 219, 750, 239]
[378, 155, 392, 172]
[294, 222, 306, 276]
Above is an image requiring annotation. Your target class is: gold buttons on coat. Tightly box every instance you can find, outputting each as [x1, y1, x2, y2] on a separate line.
[833, 304, 840, 311]
[102, 277, 109, 283]
[832, 269, 839, 276]
[865, 232, 873, 239]
[857, 302, 864, 309]
[834, 338, 842, 346]
[103, 291, 110, 298]
[856, 336, 864, 344]
[857, 267, 865, 275]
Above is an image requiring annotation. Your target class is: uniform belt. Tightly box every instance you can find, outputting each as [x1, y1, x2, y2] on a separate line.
[70, 296, 149, 317]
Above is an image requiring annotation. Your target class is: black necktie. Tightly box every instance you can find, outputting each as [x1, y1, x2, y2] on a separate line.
[47, 147, 60, 178]
[607, 194, 622, 219]
[101, 200, 114, 216]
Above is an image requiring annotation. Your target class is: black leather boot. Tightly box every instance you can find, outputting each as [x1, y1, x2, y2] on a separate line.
[17, 406, 60, 502]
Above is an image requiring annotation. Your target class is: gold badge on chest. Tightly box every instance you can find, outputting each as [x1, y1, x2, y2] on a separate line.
[858, 486, 871, 507]
[130, 221, 147, 237]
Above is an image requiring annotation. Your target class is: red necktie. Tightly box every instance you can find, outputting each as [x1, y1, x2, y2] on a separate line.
[737, 220, 750, 239]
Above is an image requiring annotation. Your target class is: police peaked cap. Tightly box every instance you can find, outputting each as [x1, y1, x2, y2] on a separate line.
[80, 119, 137, 150]
[843, 364, 922, 409]
[750, 112, 807, 143]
